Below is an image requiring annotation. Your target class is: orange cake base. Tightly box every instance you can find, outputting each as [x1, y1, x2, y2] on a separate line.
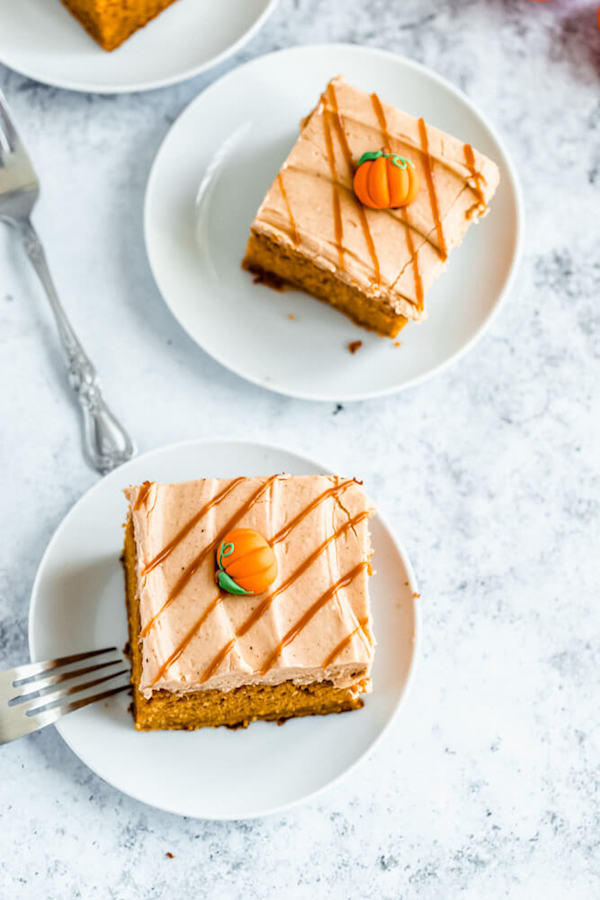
[122, 519, 364, 731]
[243, 232, 407, 338]
[61, 0, 179, 52]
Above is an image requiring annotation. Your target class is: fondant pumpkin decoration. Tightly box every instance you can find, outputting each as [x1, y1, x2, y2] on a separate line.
[353, 151, 419, 210]
[216, 528, 277, 596]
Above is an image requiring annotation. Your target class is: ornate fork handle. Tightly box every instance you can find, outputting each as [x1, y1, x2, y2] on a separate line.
[15, 218, 135, 474]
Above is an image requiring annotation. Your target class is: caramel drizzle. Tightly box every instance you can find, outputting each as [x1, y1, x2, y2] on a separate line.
[417, 117, 448, 261]
[260, 562, 368, 674]
[322, 112, 345, 270]
[371, 93, 424, 312]
[370, 92, 391, 150]
[277, 172, 300, 246]
[322, 616, 370, 667]
[236, 510, 370, 640]
[326, 84, 381, 286]
[150, 593, 222, 686]
[142, 477, 245, 577]
[463, 143, 487, 218]
[200, 639, 236, 684]
[134, 481, 153, 510]
[399, 211, 424, 310]
[270, 477, 356, 545]
[140, 475, 279, 639]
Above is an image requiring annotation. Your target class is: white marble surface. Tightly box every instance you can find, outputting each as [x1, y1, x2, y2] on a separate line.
[1, 0, 599, 896]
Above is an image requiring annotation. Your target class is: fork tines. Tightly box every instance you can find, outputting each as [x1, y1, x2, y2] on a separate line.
[1, 647, 130, 745]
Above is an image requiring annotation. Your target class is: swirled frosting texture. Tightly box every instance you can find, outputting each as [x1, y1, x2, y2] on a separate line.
[124, 475, 375, 698]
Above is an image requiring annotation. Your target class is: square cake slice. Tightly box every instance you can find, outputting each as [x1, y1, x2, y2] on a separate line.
[122, 474, 375, 730]
[242, 75, 500, 338]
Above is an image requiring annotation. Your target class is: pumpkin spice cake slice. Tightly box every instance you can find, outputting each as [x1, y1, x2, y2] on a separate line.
[61, 0, 180, 51]
[122, 475, 375, 730]
[242, 75, 500, 338]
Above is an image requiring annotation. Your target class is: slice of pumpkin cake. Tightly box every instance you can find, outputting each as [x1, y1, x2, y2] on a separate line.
[122, 474, 375, 730]
[243, 75, 500, 338]
[61, 0, 179, 51]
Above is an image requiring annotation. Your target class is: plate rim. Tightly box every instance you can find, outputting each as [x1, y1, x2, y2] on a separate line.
[144, 41, 525, 403]
[28, 437, 421, 820]
[0, 0, 278, 94]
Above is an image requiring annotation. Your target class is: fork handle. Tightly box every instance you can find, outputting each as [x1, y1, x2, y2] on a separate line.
[15, 218, 135, 474]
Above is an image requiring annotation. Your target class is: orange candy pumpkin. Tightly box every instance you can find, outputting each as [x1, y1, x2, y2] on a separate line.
[216, 528, 277, 596]
[353, 151, 419, 210]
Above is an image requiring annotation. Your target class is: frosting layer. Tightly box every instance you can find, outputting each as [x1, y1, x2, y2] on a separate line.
[124, 475, 375, 699]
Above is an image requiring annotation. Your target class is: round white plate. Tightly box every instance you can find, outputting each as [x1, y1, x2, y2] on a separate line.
[0, 0, 277, 94]
[29, 440, 418, 819]
[145, 43, 523, 402]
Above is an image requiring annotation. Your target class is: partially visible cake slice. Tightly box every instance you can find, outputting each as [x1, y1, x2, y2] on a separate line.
[61, 0, 179, 51]
[122, 474, 375, 730]
[243, 75, 500, 338]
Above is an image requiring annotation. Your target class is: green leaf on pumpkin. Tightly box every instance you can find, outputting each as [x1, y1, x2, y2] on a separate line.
[217, 569, 252, 596]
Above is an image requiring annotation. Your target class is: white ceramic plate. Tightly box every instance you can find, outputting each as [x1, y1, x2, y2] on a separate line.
[145, 43, 523, 402]
[0, 0, 277, 94]
[28, 440, 418, 819]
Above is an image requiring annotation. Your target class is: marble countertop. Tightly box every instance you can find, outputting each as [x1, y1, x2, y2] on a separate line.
[1, 0, 599, 897]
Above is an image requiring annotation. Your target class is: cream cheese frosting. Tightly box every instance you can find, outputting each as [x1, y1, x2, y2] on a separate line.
[124, 475, 375, 699]
[249, 75, 500, 321]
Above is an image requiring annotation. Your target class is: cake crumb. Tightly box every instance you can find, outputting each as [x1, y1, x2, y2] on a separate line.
[394, 341, 402, 348]
[165, 852, 174, 859]
[288, 313, 295, 320]
[413, 592, 421, 599]
[348, 340, 363, 354]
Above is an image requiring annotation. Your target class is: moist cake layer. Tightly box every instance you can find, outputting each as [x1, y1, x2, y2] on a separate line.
[123, 475, 375, 704]
[244, 232, 407, 337]
[243, 75, 500, 330]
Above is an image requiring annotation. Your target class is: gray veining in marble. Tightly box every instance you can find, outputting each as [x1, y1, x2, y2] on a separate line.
[1, 0, 599, 897]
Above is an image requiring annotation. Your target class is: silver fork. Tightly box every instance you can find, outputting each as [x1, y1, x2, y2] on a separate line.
[0, 647, 130, 744]
[0, 90, 135, 474]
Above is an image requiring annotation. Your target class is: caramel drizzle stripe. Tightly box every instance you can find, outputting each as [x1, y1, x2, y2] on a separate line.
[322, 112, 345, 270]
[277, 172, 300, 246]
[417, 117, 448, 261]
[371, 93, 424, 312]
[322, 616, 370, 667]
[140, 475, 279, 639]
[270, 478, 356, 545]
[463, 143, 487, 218]
[236, 510, 370, 639]
[134, 481, 153, 511]
[260, 562, 368, 674]
[326, 84, 381, 286]
[142, 477, 245, 577]
[400, 210, 424, 311]
[150, 593, 222, 686]
[200, 639, 236, 685]
[370, 92, 391, 151]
